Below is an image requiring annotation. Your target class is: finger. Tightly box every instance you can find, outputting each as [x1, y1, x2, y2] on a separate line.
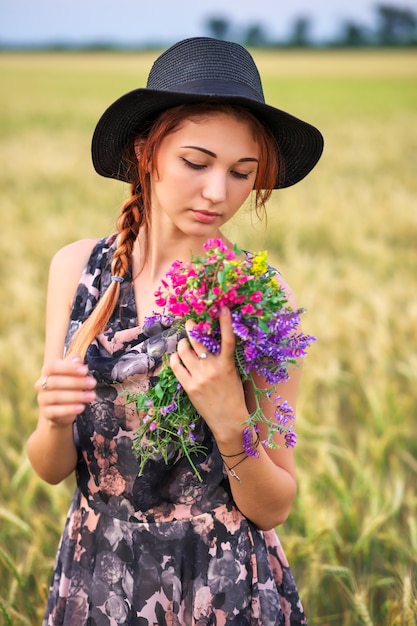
[169, 351, 192, 385]
[175, 336, 198, 369]
[49, 355, 89, 377]
[219, 307, 236, 360]
[35, 355, 93, 392]
[35, 374, 96, 393]
[184, 320, 204, 356]
[38, 385, 96, 426]
[40, 403, 88, 425]
[38, 387, 96, 407]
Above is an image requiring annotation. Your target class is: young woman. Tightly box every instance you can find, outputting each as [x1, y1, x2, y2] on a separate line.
[28, 37, 323, 625]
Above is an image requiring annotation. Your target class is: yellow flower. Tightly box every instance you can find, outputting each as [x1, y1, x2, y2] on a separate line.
[268, 279, 281, 294]
[251, 251, 268, 276]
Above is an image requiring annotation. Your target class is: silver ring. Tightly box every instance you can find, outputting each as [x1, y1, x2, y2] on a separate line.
[198, 352, 208, 360]
[41, 376, 49, 390]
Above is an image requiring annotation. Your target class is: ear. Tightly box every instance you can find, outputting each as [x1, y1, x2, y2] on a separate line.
[134, 138, 143, 161]
[134, 137, 153, 174]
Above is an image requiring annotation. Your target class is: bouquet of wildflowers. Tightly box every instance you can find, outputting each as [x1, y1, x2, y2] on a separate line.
[129, 238, 315, 480]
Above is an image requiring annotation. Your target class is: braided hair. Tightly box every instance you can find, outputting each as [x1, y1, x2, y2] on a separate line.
[68, 103, 280, 358]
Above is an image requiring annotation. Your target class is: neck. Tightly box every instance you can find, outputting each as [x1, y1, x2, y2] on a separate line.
[133, 226, 230, 283]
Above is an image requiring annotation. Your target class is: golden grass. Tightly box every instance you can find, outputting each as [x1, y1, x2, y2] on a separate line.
[0, 50, 416, 624]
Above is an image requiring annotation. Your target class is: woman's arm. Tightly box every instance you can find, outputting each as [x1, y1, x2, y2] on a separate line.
[27, 239, 98, 484]
[220, 365, 300, 530]
[170, 278, 304, 530]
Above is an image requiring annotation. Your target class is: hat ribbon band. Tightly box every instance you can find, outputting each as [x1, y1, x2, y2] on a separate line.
[150, 78, 265, 104]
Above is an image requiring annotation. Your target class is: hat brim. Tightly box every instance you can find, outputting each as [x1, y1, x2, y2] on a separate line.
[91, 87, 323, 189]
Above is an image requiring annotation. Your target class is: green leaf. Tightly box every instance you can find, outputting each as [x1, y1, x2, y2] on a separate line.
[259, 319, 269, 332]
[154, 384, 164, 400]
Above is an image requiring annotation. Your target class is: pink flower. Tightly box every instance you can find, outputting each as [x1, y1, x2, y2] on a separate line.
[203, 238, 228, 252]
[195, 320, 212, 333]
[191, 299, 207, 315]
[197, 282, 208, 296]
[223, 288, 240, 305]
[208, 305, 220, 319]
[169, 301, 191, 316]
[249, 291, 263, 303]
[155, 295, 167, 307]
[205, 254, 220, 264]
[129, 238, 316, 480]
[241, 303, 256, 315]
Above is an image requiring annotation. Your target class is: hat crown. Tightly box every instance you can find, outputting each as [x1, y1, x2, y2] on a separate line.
[146, 37, 265, 102]
[92, 37, 324, 188]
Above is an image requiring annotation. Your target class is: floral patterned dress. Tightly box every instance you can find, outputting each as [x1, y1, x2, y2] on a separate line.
[43, 234, 307, 626]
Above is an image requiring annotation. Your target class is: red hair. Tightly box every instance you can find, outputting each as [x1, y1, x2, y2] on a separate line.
[68, 103, 280, 358]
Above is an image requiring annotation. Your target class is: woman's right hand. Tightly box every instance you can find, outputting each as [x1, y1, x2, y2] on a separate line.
[34, 354, 96, 427]
[28, 239, 100, 483]
[28, 353, 96, 483]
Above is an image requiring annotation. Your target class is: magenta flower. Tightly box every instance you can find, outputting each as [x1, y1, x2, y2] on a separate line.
[241, 303, 256, 315]
[129, 240, 315, 480]
[249, 291, 263, 303]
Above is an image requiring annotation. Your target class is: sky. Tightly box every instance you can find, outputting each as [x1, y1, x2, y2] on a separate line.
[0, 0, 415, 46]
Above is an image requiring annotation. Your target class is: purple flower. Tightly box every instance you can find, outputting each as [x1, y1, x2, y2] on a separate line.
[285, 429, 297, 448]
[231, 312, 250, 340]
[274, 400, 295, 426]
[159, 400, 178, 416]
[188, 326, 221, 354]
[130, 239, 317, 479]
[243, 426, 260, 458]
[143, 312, 164, 329]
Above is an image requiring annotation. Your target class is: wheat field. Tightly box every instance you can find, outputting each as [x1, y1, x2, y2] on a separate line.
[0, 49, 416, 625]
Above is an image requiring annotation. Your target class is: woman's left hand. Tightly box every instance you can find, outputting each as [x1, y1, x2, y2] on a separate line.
[169, 307, 248, 441]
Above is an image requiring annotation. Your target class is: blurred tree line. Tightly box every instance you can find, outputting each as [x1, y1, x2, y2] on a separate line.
[1, 1, 415, 51]
[206, 4, 417, 47]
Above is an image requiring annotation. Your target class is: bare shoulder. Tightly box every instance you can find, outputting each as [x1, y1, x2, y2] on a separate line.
[51, 238, 100, 270]
[42, 239, 101, 362]
[50, 237, 100, 280]
[48, 238, 100, 305]
[273, 272, 298, 310]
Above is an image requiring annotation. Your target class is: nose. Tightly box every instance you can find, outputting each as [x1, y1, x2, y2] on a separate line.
[201, 170, 227, 204]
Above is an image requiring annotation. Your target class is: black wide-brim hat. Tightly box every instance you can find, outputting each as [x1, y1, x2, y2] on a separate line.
[92, 37, 324, 189]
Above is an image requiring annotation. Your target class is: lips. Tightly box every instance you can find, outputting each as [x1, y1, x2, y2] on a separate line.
[192, 210, 219, 224]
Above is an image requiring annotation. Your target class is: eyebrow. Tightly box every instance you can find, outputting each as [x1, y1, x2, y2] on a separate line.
[182, 145, 259, 163]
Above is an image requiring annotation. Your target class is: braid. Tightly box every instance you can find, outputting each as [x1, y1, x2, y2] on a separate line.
[67, 102, 278, 360]
[112, 201, 141, 278]
[67, 192, 144, 359]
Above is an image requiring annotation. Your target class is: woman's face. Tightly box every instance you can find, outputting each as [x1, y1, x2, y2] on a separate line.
[148, 113, 259, 240]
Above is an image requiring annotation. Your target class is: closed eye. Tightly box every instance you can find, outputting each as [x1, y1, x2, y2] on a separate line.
[231, 170, 251, 180]
[182, 158, 252, 180]
[182, 157, 205, 170]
